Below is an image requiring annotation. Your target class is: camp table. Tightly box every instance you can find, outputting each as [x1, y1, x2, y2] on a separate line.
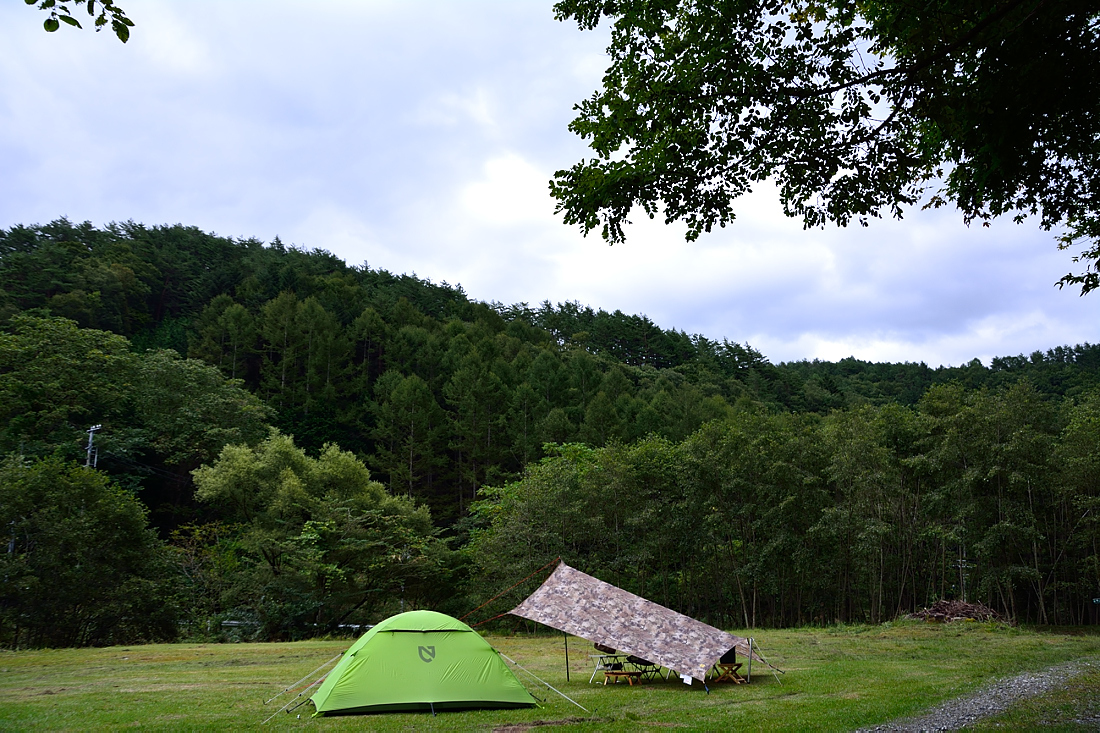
[588, 653, 629, 683]
[603, 669, 643, 685]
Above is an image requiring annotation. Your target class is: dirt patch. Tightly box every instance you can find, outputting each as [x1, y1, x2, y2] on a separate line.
[640, 723, 689, 728]
[493, 717, 594, 732]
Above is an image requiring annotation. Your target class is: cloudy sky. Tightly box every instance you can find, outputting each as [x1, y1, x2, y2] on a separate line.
[1, 1, 1096, 367]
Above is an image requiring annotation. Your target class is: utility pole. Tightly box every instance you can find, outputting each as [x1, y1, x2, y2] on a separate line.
[85, 424, 102, 468]
[954, 544, 971, 603]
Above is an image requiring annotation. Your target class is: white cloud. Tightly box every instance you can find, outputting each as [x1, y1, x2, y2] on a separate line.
[416, 87, 497, 131]
[751, 307, 1080, 367]
[458, 153, 555, 227]
[130, 3, 213, 76]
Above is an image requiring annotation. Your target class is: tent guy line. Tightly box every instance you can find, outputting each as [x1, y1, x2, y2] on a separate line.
[262, 653, 342, 706]
[460, 556, 561, 624]
[262, 677, 326, 725]
[498, 651, 591, 713]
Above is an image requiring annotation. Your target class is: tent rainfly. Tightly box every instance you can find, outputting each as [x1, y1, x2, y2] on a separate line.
[310, 610, 536, 715]
[510, 562, 762, 682]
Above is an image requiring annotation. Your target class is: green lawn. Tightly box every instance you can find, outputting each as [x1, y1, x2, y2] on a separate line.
[1, 621, 1098, 731]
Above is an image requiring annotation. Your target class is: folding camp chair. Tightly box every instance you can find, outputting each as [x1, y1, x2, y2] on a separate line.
[626, 655, 662, 680]
[589, 643, 627, 683]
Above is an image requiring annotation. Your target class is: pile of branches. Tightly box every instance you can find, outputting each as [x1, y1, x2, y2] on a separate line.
[909, 600, 1003, 623]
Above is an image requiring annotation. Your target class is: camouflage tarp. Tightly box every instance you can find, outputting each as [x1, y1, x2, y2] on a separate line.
[510, 562, 759, 681]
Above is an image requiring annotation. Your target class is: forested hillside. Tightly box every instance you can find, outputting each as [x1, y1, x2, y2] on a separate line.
[2, 218, 1099, 646]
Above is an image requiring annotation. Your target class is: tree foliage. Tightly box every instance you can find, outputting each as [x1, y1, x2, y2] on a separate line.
[5, 219, 1100, 640]
[0, 314, 271, 527]
[3, 220, 1099, 532]
[0, 456, 175, 647]
[190, 432, 451, 639]
[471, 383, 1100, 627]
[27, 0, 133, 42]
[550, 0, 1100, 292]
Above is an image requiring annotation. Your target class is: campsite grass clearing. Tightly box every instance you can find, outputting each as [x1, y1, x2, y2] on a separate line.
[1, 620, 1098, 731]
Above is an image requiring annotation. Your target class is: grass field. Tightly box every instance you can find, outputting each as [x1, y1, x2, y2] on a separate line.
[1, 621, 1098, 731]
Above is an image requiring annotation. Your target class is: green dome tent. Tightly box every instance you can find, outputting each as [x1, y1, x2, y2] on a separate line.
[310, 610, 536, 715]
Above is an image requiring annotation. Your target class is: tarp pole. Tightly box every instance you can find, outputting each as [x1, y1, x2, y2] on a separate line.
[564, 631, 570, 682]
[747, 638, 753, 683]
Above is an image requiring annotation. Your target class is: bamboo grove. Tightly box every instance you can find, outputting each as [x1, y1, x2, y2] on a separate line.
[2, 219, 1100, 646]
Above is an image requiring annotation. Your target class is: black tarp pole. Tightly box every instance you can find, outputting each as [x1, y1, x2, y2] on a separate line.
[564, 631, 570, 681]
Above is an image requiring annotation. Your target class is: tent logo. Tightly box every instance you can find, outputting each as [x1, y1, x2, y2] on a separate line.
[418, 645, 436, 663]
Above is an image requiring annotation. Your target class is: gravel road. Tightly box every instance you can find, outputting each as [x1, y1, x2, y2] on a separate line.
[859, 659, 1099, 731]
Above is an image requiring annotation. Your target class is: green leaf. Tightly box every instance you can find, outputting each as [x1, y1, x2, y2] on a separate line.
[87, 0, 96, 16]
[112, 19, 129, 42]
[43, 17, 59, 32]
[24, 1, 37, 7]
[58, 14, 81, 28]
